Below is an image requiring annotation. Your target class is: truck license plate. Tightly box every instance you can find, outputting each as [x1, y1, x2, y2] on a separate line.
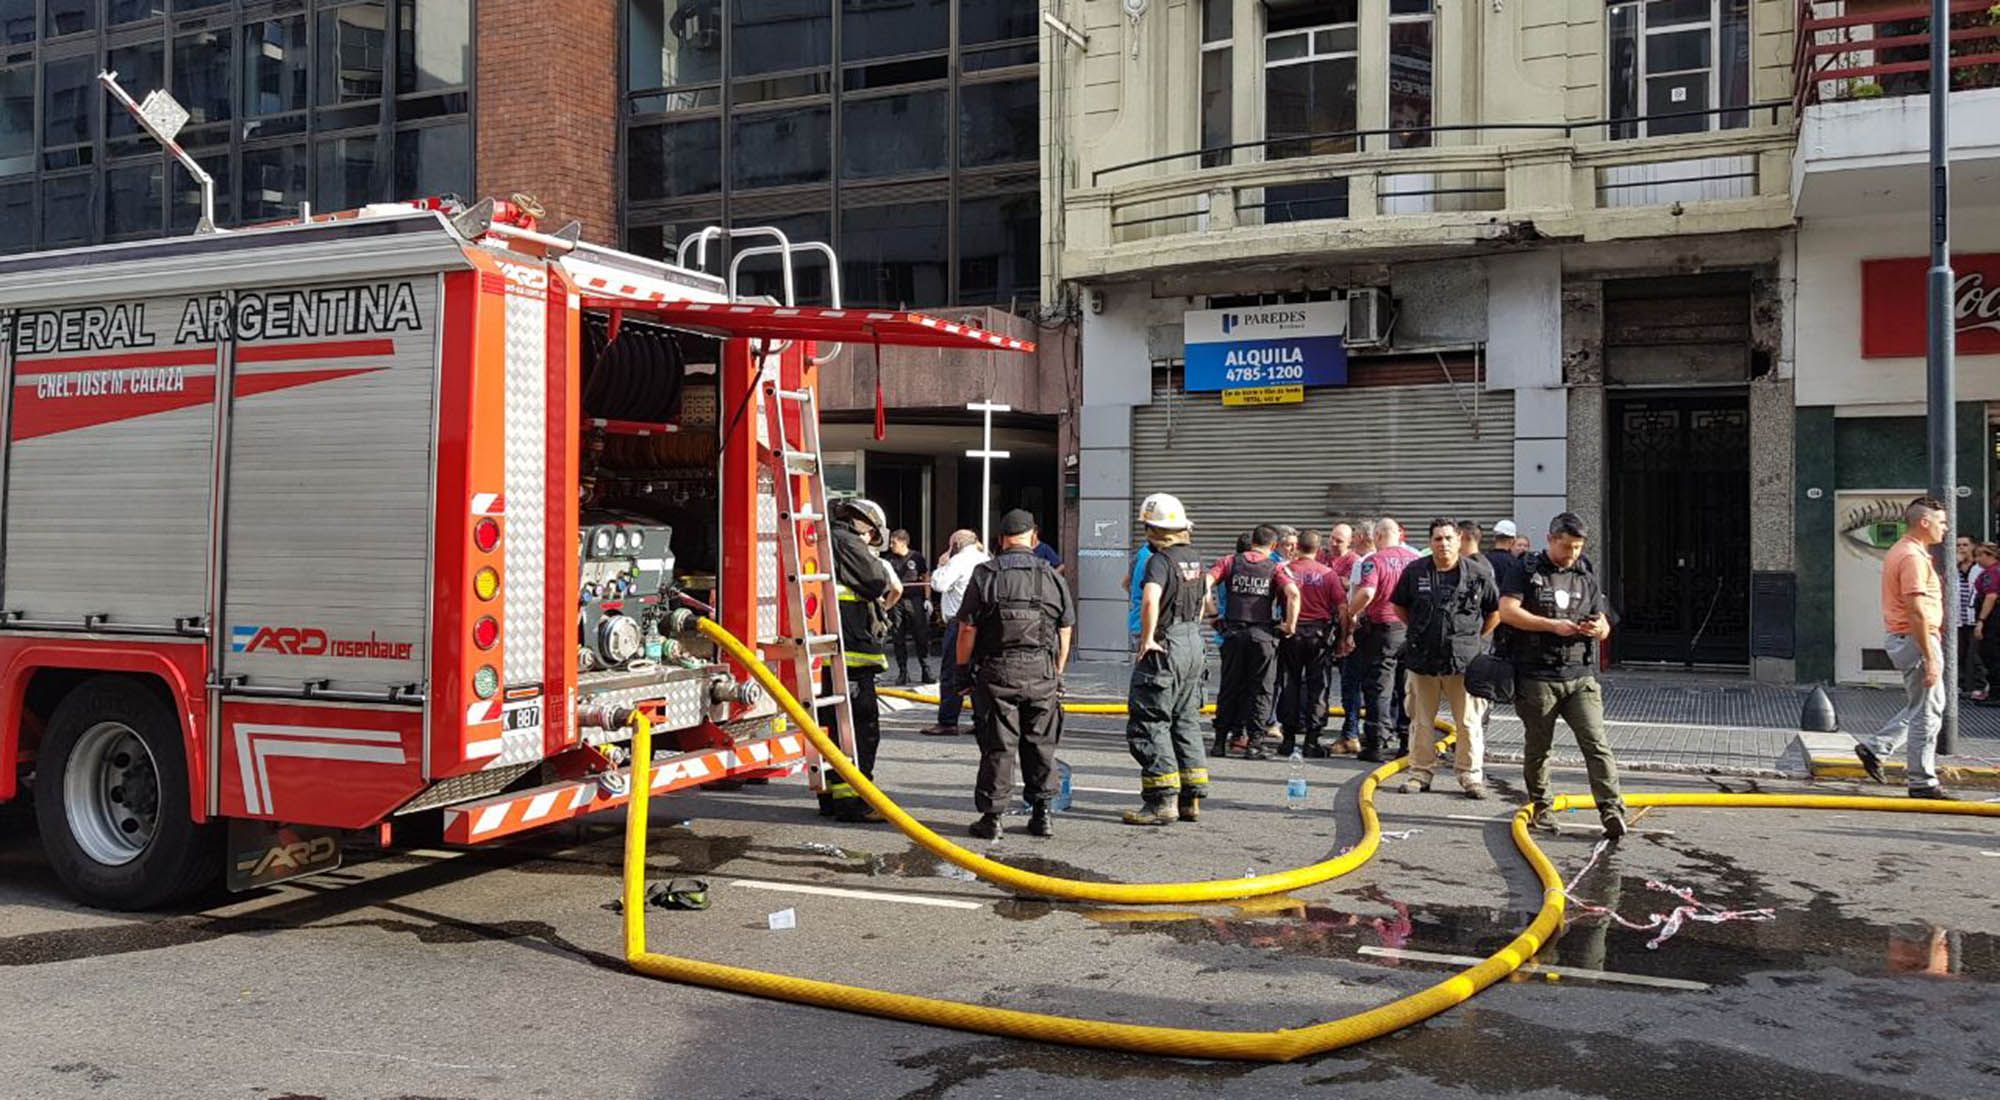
[503, 699, 543, 734]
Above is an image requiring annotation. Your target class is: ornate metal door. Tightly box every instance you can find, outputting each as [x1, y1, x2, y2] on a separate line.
[1608, 395, 1751, 666]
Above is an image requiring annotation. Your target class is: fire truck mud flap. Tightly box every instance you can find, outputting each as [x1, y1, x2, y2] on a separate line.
[226, 819, 343, 891]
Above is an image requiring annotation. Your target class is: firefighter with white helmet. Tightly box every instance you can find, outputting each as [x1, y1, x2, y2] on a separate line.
[822, 496, 900, 821]
[1122, 492, 1213, 825]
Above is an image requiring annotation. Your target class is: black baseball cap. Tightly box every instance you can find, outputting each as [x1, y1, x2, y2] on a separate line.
[998, 508, 1037, 536]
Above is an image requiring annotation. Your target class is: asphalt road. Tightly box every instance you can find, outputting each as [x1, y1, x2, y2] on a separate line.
[3, 700, 1998, 1100]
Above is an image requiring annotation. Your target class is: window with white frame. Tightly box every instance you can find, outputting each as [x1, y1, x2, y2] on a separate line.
[1200, 0, 1232, 166]
[1263, 0, 1359, 160]
[1607, 0, 1751, 138]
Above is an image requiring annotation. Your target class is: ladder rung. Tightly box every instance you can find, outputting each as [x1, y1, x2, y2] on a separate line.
[783, 510, 825, 523]
[772, 633, 842, 651]
[780, 450, 819, 473]
[793, 572, 833, 584]
[776, 388, 813, 402]
[809, 694, 849, 709]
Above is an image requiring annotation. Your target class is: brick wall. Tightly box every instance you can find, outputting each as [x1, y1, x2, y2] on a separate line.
[474, 0, 619, 241]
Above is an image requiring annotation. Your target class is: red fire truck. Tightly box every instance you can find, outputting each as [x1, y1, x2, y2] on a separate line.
[0, 197, 1032, 909]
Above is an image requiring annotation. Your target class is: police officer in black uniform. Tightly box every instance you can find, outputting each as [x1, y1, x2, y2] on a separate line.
[882, 529, 934, 685]
[1208, 525, 1296, 760]
[821, 497, 900, 823]
[1498, 512, 1628, 839]
[956, 509, 1074, 841]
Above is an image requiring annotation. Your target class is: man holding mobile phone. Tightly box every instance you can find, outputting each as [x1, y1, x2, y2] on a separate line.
[1498, 512, 1629, 840]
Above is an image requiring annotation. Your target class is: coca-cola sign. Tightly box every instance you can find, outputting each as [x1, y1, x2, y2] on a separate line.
[1861, 253, 2000, 358]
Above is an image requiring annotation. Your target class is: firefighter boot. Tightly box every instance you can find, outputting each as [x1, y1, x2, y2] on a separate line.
[1027, 801, 1055, 838]
[1121, 797, 1180, 826]
[1177, 792, 1202, 823]
[1278, 731, 1298, 758]
[920, 661, 935, 684]
[969, 813, 1002, 840]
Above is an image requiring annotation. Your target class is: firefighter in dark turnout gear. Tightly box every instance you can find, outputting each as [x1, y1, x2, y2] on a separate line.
[820, 497, 901, 823]
[1123, 493, 1211, 826]
[957, 509, 1074, 840]
[1207, 525, 1297, 760]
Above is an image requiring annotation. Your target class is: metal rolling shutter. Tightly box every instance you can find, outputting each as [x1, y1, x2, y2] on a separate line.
[1132, 375, 1515, 562]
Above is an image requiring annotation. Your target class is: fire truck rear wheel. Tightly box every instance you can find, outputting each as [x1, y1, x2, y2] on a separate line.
[33, 676, 219, 911]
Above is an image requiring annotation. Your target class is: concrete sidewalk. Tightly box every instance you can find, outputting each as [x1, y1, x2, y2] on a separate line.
[1039, 657, 2000, 781]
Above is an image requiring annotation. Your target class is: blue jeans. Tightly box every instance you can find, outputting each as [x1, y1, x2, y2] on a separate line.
[1338, 650, 1364, 737]
[937, 621, 971, 728]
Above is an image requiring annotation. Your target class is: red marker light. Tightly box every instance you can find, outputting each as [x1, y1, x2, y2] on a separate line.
[473, 517, 501, 553]
[473, 616, 500, 650]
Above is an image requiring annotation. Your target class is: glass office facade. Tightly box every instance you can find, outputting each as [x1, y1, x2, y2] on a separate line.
[0, 0, 470, 254]
[622, 0, 1040, 311]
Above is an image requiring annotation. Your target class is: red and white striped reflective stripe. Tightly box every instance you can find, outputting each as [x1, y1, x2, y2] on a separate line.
[470, 492, 506, 516]
[441, 734, 807, 844]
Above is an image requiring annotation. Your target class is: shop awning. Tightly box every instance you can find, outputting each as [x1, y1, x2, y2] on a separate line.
[575, 296, 1036, 354]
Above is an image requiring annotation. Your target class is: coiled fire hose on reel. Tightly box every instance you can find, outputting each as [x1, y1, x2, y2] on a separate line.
[609, 615, 2000, 1063]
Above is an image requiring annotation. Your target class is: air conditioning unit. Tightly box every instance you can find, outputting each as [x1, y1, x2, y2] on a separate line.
[1344, 287, 1392, 349]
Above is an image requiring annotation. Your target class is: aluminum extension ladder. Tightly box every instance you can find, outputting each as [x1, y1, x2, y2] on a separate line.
[757, 353, 858, 796]
[682, 225, 858, 796]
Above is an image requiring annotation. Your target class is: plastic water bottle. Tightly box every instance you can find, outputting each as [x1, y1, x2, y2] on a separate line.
[1285, 749, 1308, 811]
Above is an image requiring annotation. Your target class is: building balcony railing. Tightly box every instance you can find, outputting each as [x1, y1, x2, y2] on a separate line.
[1062, 106, 1797, 276]
[1794, 0, 2000, 108]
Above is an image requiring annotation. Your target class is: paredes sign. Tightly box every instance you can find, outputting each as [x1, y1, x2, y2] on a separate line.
[1861, 253, 2000, 358]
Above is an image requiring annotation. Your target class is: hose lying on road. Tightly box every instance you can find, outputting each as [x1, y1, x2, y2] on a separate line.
[613, 617, 2000, 1062]
[881, 684, 1228, 716]
[708, 620, 1416, 905]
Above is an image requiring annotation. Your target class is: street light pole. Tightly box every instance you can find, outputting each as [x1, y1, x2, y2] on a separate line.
[966, 402, 1012, 547]
[1926, 0, 1958, 755]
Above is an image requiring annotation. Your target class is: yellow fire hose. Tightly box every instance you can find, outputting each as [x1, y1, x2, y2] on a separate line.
[703, 618, 1405, 905]
[883, 684, 1217, 715]
[610, 618, 2000, 1062]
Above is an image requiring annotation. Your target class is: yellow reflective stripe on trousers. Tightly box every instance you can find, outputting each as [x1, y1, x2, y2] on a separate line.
[1141, 772, 1183, 791]
[845, 651, 888, 669]
[1183, 768, 1210, 784]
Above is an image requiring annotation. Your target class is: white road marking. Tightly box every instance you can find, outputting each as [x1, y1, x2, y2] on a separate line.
[1445, 814, 1507, 823]
[727, 879, 983, 910]
[1356, 946, 1711, 991]
[1071, 785, 1137, 796]
[1981, 851, 2000, 857]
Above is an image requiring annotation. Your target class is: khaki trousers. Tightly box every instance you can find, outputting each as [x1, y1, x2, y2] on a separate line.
[1406, 673, 1484, 787]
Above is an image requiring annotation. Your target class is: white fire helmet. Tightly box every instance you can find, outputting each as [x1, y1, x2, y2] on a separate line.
[1138, 492, 1192, 532]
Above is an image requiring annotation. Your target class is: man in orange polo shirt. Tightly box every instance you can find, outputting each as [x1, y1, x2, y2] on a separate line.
[1856, 495, 1954, 799]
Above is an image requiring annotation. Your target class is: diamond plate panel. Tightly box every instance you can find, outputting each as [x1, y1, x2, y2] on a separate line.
[397, 763, 537, 813]
[578, 669, 715, 744]
[502, 290, 547, 686]
[485, 725, 546, 769]
[758, 467, 780, 642]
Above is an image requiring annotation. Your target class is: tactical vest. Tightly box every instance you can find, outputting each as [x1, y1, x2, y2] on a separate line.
[974, 552, 1059, 661]
[1154, 544, 1207, 636]
[1224, 552, 1277, 626]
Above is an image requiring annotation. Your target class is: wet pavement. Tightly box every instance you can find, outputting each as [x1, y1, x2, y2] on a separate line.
[2, 706, 1998, 1099]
